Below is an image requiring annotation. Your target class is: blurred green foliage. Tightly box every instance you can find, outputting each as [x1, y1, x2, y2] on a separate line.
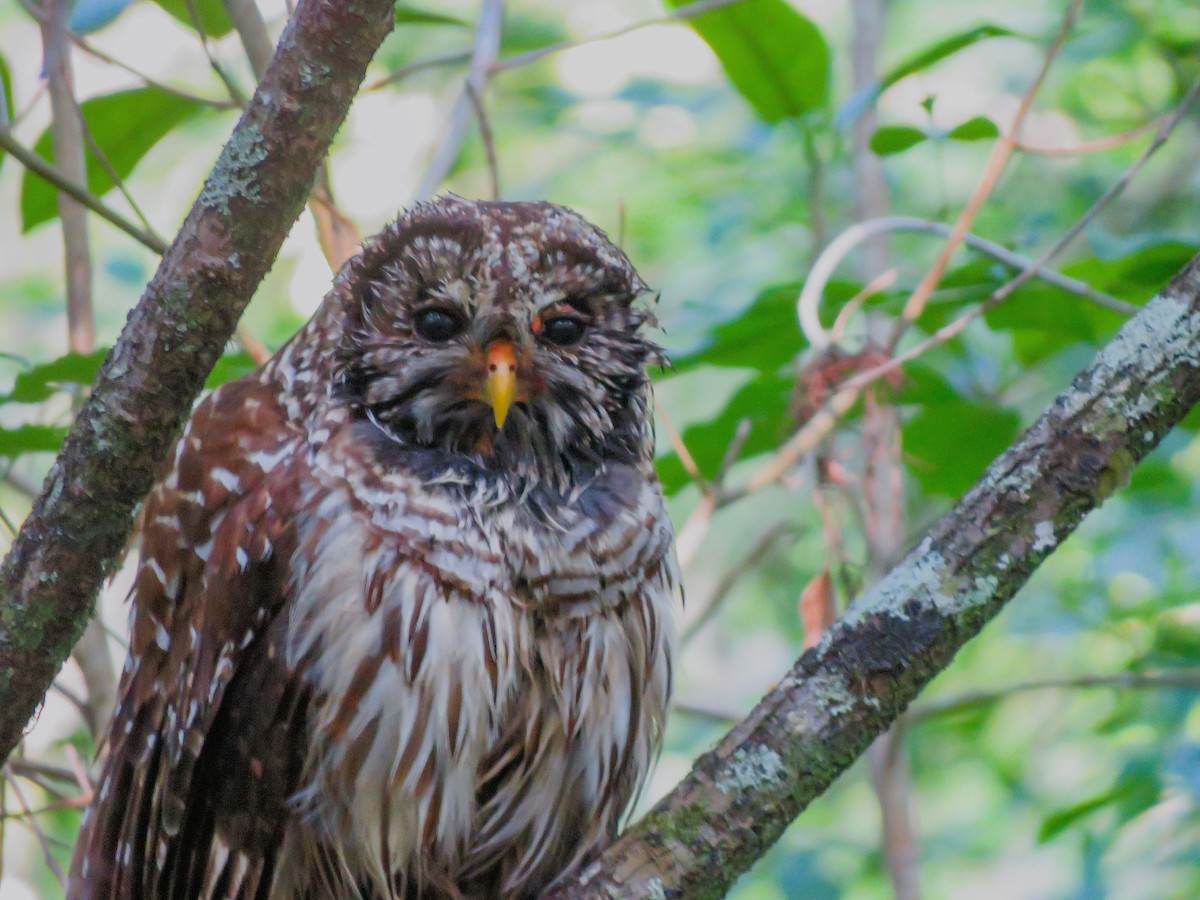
[1, 0, 1199, 897]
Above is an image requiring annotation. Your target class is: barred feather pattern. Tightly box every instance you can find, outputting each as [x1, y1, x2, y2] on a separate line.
[69, 197, 679, 899]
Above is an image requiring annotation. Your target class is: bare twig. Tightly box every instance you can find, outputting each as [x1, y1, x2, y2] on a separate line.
[224, 0, 275, 80]
[1015, 116, 1164, 156]
[185, 0, 248, 105]
[4, 764, 65, 885]
[842, 77, 1200, 394]
[895, 0, 1084, 338]
[799, 216, 1133, 351]
[830, 268, 898, 346]
[74, 97, 164, 242]
[465, 81, 500, 200]
[365, 50, 472, 93]
[910, 669, 1200, 721]
[491, 0, 747, 73]
[0, 127, 168, 253]
[413, 0, 503, 201]
[681, 521, 799, 642]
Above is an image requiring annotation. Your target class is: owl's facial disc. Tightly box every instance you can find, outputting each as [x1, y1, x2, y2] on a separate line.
[340, 198, 665, 486]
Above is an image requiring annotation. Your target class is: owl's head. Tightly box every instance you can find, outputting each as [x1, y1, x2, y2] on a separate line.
[335, 196, 664, 487]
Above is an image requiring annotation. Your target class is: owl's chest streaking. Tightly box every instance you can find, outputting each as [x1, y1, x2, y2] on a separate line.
[277, 423, 679, 897]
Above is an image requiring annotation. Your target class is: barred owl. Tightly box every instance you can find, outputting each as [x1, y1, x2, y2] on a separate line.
[69, 197, 679, 899]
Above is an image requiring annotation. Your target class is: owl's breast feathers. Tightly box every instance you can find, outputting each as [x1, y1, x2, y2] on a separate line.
[70, 350, 679, 898]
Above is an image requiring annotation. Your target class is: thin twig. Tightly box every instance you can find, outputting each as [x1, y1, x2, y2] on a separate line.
[831, 268, 898, 346]
[910, 669, 1200, 722]
[841, 77, 1200, 394]
[413, 0, 503, 201]
[895, 0, 1084, 339]
[4, 764, 65, 885]
[185, 0, 248, 106]
[71, 33, 239, 109]
[799, 216, 1134, 351]
[73, 97, 164, 242]
[491, 0, 748, 73]
[224, 0, 275, 81]
[465, 81, 500, 200]
[365, 50, 472, 93]
[1015, 116, 1164, 156]
[681, 521, 798, 642]
[655, 400, 704, 487]
[0, 127, 168, 253]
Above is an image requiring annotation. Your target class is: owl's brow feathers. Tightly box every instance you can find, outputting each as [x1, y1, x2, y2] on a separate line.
[333, 197, 664, 490]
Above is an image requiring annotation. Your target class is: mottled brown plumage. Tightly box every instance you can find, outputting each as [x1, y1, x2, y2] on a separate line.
[69, 197, 679, 899]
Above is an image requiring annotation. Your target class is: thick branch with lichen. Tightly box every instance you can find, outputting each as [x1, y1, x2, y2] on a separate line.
[548, 257, 1200, 899]
[0, 0, 397, 765]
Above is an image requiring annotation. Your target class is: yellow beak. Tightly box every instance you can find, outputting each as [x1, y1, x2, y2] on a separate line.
[485, 341, 517, 429]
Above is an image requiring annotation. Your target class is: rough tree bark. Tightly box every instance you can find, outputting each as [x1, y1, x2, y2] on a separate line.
[547, 259, 1200, 898]
[0, 0, 397, 765]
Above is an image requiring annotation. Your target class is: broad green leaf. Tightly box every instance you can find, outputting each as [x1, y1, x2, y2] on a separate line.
[657, 371, 793, 494]
[151, 0, 234, 38]
[1153, 604, 1200, 657]
[947, 115, 1000, 141]
[903, 401, 1020, 496]
[2, 348, 109, 404]
[870, 125, 927, 156]
[664, 0, 830, 122]
[880, 24, 1022, 91]
[1038, 789, 1121, 843]
[670, 281, 808, 376]
[0, 424, 69, 458]
[205, 351, 259, 389]
[395, 5, 468, 26]
[22, 89, 207, 232]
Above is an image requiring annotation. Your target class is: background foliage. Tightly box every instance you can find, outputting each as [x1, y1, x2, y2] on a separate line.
[1, 0, 1199, 897]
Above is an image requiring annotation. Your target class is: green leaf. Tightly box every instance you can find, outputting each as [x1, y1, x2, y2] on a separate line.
[1038, 789, 1122, 843]
[870, 125, 927, 156]
[2, 348, 109, 404]
[903, 401, 1020, 496]
[205, 351, 259, 389]
[151, 0, 234, 38]
[22, 88, 207, 232]
[670, 281, 808, 376]
[664, 0, 830, 122]
[946, 115, 1000, 141]
[395, 5, 468, 26]
[0, 424, 69, 458]
[657, 371, 794, 495]
[880, 24, 1022, 91]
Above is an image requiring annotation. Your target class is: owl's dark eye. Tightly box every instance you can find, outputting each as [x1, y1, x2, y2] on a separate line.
[541, 316, 586, 346]
[414, 306, 467, 342]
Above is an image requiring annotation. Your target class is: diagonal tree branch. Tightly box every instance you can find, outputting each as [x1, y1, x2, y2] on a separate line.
[0, 0, 397, 766]
[548, 257, 1200, 898]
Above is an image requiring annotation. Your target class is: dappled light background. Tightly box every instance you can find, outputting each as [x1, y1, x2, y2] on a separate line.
[2, 0, 1200, 896]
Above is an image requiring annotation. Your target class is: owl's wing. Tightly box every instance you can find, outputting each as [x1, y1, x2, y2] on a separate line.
[70, 377, 308, 900]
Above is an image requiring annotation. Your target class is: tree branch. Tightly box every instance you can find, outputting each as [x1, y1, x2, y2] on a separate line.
[547, 257, 1200, 898]
[0, 0, 397, 766]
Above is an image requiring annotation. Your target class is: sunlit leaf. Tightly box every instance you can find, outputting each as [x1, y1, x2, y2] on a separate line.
[205, 351, 259, 389]
[151, 0, 234, 37]
[904, 401, 1020, 496]
[870, 125, 927, 156]
[881, 23, 1023, 91]
[395, 5, 468, 26]
[22, 89, 207, 232]
[670, 281, 808, 376]
[947, 115, 1000, 140]
[657, 371, 793, 494]
[2, 348, 109, 404]
[664, 0, 830, 122]
[0, 424, 69, 458]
